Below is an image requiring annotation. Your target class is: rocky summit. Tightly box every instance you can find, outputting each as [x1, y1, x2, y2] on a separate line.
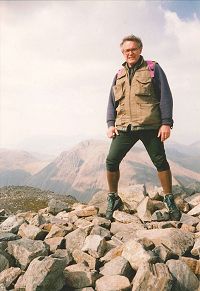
[0, 186, 200, 291]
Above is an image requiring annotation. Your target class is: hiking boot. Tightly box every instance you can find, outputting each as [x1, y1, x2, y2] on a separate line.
[105, 192, 122, 220]
[163, 194, 181, 221]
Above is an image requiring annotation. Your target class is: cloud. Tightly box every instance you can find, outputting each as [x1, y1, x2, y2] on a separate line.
[0, 0, 200, 150]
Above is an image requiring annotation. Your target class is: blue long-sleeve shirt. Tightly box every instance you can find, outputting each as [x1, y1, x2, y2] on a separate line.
[106, 58, 173, 128]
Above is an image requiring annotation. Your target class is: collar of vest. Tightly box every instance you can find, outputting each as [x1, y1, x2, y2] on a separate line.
[122, 55, 144, 71]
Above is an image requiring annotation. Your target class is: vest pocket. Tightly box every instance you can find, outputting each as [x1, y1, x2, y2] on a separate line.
[139, 102, 161, 124]
[113, 84, 125, 102]
[135, 77, 152, 98]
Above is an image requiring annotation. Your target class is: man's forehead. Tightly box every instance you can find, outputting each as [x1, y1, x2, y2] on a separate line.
[122, 40, 138, 47]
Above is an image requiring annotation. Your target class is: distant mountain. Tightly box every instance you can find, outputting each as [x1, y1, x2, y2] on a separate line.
[0, 149, 53, 187]
[1, 140, 200, 202]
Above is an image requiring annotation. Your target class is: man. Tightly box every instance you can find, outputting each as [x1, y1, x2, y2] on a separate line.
[105, 35, 181, 221]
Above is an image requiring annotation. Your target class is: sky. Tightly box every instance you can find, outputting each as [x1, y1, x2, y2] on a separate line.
[0, 0, 200, 154]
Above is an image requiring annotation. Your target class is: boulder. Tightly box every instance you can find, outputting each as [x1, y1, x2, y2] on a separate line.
[18, 223, 47, 240]
[48, 198, 70, 215]
[95, 275, 131, 291]
[82, 235, 106, 258]
[137, 197, 155, 222]
[100, 256, 133, 279]
[65, 228, 89, 252]
[0, 215, 24, 234]
[0, 267, 21, 289]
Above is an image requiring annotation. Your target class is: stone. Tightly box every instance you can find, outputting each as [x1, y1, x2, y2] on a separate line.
[0, 215, 24, 234]
[0, 284, 6, 291]
[151, 210, 170, 221]
[7, 238, 49, 270]
[73, 249, 98, 270]
[187, 204, 200, 216]
[65, 228, 89, 252]
[181, 257, 200, 276]
[0, 267, 21, 288]
[73, 205, 99, 217]
[0, 210, 6, 216]
[137, 197, 155, 222]
[100, 256, 133, 279]
[48, 198, 70, 215]
[90, 226, 111, 240]
[15, 256, 66, 291]
[100, 245, 124, 263]
[136, 228, 194, 256]
[92, 216, 111, 229]
[153, 245, 178, 262]
[166, 259, 199, 291]
[180, 213, 200, 226]
[113, 210, 142, 224]
[132, 262, 173, 291]
[74, 218, 94, 230]
[18, 223, 47, 240]
[50, 248, 73, 266]
[175, 196, 190, 213]
[0, 254, 9, 273]
[148, 188, 162, 200]
[110, 221, 144, 236]
[64, 263, 99, 289]
[74, 288, 94, 291]
[185, 193, 200, 207]
[0, 232, 20, 242]
[180, 223, 196, 233]
[95, 275, 131, 291]
[44, 237, 65, 252]
[122, 239, 157, 270]
[45, 223, 73, 239]
[191, 237, 200, 256]
[82, 235, 106, 258]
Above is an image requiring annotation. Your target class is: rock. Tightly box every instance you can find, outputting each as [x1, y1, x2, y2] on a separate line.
[122, 239, 157, 270]
[90, 226, 111, 240]
[110, 221, 144, 236]
[0, 267, 21, 288]
[73, 205, 99, 217]
[82, 235, 106, 258]
[45, 223, 73, 239]
[166, 259, 199, 291]
[181, 257, 200, 276]
[73, 249, 98, 270]
[0, 232, 20, 242]
[50, 248, 73, 266]
[0, 254, 9, 272]
[132, 262, 173, 291]
[180, 213, 200, 226]
[153, 245, 178, 262]
[100, 256, 133, 279]
[185, 193, 200, 207]
[148, 188, 163, 200]
[44, 237, 65, 252]
[119, 184, 146, 212]
[113, 210, 142, 224]
[0, 284, 6, 291]
[64, 263, 99, 289]
[92, 216, 111, 229]
[74, 218, 94, 230]
[0, 210, 6, 216]
[65, 228, 89, 252]
[100, 244, 124, 263]
[48, 198, 70, 215]
[18, 223, 47, 240]
[137, 197, 155, 222]
[95, 275, 131, 291]
[180, 223, 196, 233]
[0, 215, 24, 234]
[15, 256, 66, 291]
[187, 204, 200, 216]
[136, 228, 194, 256]
[7, 238, 49, 270]
[151, 210, 170, 221]
[191, 237, 200, 256]
[175, 196, 190, 213]
[74, 288, 94, 291]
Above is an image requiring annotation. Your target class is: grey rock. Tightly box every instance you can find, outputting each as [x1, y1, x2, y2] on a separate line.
[0, 232, 20, 242]
[113, 210, 142, 224]
[50, 248, 73, 266]
[132, 262, 173, 291]
[7, 238, 49, 269]
[185, 193, 200, 207]
[90, 226, 111, 240]
[15, 256, 66, 291]
[191, 237, 200, 257]
[180, 213, 200, 226]
[187, 204, 200, 216]
[153, 245, 178, 262]
[92, 216, 111, 229]
[48, 198, 70, 215]
[64, 263, 100, 289]
[137, 197, 155, 222]
[73, 249, 98, 270]
[0, 254, 9, 273]
[95, 274, 131, 291]
[44, 236, 65, 252]
[18, 222, 47, 240]
[166, 259, 199, 291]
[0, 215, 24, 234]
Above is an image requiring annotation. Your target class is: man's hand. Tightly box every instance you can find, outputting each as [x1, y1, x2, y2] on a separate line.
[107, 126, 119, 138]
[158, 125, 171, 142]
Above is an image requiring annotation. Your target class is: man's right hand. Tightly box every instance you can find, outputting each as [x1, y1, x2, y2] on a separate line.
[107, 126, 119, 138]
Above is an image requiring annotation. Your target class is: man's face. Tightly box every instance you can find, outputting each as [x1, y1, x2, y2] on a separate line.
[121, 41, 142, 67]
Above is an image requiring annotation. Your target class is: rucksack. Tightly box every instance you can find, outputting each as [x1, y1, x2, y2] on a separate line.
[146, 60, 155, 78]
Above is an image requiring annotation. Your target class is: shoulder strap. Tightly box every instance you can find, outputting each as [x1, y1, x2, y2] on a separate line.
[146, 60, 155, 78]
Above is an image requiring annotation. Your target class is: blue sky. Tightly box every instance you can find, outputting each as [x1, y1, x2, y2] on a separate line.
[0, 0, 200, 153]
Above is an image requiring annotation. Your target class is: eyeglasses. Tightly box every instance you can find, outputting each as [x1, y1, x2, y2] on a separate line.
[123, 48, 140, 55]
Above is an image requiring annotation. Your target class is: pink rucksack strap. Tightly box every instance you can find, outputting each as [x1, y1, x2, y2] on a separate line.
[146, 60, 155, 78]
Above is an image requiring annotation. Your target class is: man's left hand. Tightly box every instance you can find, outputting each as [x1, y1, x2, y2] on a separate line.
[158, 125, 171, 142]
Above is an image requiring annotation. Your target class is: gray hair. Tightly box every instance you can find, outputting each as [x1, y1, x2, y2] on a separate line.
[120, 35, 143, 49]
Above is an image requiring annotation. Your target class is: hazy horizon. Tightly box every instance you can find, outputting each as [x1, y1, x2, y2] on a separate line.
[1, 1, 200, 151]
